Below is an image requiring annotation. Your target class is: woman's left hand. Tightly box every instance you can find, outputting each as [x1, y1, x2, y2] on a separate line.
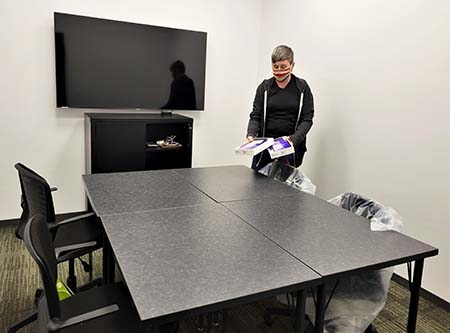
[283, 136, 293, 144]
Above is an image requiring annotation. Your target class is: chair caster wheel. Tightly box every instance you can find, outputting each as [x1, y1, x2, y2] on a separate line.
[34, 288, 43, 305]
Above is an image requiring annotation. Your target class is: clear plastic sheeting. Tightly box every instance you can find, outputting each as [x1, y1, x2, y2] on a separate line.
[328, 192, 403, 232]
[306, 268, 394, 333]
[305, 192, 404, 332]
[258, 160, 316, 195]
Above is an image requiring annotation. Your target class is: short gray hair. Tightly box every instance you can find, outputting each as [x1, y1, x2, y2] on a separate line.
[271, 45, 294, 64]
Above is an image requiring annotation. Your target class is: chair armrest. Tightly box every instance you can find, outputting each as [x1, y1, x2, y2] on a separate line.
[56, 241, 98, 261]
[48, 304, 119, 331]
[50, 187, 58, 192]
[48, 212, 96, 230]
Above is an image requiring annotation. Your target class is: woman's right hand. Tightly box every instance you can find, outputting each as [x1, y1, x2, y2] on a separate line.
[247, 136, 254, 142]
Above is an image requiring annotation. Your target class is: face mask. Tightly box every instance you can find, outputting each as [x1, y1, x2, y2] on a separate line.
[273, 68, 291, 82]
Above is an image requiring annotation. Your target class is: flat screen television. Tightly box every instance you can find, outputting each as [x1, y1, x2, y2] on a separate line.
[54, 13, 207, 110]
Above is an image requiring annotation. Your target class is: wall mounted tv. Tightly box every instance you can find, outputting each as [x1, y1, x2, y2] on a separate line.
[54, 13, 207, 111]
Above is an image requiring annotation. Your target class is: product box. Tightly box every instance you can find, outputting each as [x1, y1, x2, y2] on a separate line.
[235, 138, 274, 156]
[268, 137, 294, 159]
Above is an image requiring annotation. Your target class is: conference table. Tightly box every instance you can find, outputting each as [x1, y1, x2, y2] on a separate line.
[83, 165, 438, 332]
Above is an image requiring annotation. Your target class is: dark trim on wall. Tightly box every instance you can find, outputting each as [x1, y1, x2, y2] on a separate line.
[0, 217, 19, 226]
[392, 273, 449, 312]
[0, 211, 88, 227]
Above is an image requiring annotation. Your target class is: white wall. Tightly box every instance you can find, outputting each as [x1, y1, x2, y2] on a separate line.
[1, 0, 448, 302]
[259, 0, 450, 301]
[0, 0, 261, 218]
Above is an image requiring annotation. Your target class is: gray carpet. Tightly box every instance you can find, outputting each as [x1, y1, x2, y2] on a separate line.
[0, 224, 448, 332]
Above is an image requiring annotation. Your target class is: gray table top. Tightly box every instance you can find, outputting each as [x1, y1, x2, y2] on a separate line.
[83, 170, 215, 216]
[101, 203, 320, 321]
[223, 193, 438, 278]
[174, 165, 300, 202]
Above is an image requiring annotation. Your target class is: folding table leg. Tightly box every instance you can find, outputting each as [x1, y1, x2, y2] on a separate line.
[294, 289, 306, 333]
[67, 258, 77, 291]
[223, 309, 230, 333]
[102, 232, 115, 284]
[407, 259, 424, 333]
[315, 284, 326, 333]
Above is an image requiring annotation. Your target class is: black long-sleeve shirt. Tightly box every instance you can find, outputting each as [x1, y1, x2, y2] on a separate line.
[265, 77, 300, 138]
[247, 74, 314, 167]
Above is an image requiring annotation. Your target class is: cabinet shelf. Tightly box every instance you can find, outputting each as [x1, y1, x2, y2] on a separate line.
[86, 113, 193, 174]
[145, 146, 185, 152]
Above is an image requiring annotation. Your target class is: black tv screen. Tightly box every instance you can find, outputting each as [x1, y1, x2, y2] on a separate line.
[54, 13, 207, 110]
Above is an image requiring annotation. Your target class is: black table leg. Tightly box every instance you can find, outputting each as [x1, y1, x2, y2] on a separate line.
[294, 289, 306, 333]
[197, 314, 208, 332]
[315, 284, 326, 333]
[88, 252, 93, 281]
[147, 324, 159, 333]
[407, 259, 424, 333]
[102, 232, 115, 284]
[223, 309, 230, 333]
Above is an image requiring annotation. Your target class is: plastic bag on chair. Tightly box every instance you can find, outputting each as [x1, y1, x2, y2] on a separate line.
[328, 192, 403, 232]
[305, 192, 403, 332]
[258, 160, 316, 195]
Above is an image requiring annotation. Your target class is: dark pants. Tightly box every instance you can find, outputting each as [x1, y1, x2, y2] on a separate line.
[251, 150, 297, 171]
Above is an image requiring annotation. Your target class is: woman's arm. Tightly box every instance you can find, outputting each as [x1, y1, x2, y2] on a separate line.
[246, 82, 265, 138]
[290, 82, 314, 146]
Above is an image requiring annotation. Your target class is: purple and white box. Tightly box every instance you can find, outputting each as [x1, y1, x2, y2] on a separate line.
[268, 137, 294, 159]
[235, 138, 274, 156]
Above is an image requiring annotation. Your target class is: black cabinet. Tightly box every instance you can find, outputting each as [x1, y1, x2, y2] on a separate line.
[85, 113, 193, 174]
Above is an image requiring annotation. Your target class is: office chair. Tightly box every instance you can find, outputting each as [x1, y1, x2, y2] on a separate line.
[22, 214, 146, 333]
[8, 163, 103, 333]
[324, 192, 398, 333]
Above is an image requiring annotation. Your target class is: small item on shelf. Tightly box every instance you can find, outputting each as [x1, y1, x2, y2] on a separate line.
[157, 135, 183, 149]
[268, 137, 294, 159]
[235, 137, 274, 156]
[146, 142, 159, 148]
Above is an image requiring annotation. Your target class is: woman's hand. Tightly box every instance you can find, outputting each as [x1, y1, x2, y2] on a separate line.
[283, 136, 293, 144]
[247, 136, 254, 142]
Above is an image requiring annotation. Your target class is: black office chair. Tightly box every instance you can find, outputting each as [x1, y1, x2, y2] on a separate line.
[8, 163, 103, 333]
[21, 214, 145, 333]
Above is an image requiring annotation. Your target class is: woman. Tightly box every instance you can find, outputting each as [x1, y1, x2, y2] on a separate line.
[247, 45, 314, 170]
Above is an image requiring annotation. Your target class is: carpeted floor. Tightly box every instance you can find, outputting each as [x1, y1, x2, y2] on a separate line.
[1, 224, 449, 332]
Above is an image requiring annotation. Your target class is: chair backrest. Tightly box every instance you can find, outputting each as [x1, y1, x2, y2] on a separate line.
[23, 215, 61, 321]
[339, 192, 383, 220]
[268, 160, 295, 182]
[15, 163, 56, 239]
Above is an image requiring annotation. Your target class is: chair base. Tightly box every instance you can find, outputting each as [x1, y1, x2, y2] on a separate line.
[264, 307, 291, 326]
[7, 310, 38, 333]
[77, 278, 103, 292]
[7, 277, 103, 333]
[264, 308, 377, 333]
[264, 308, 314, 332]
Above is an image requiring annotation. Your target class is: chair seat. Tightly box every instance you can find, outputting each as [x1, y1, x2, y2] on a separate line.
[53, 215, 103, 259]
[38, 283, 144, 333]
